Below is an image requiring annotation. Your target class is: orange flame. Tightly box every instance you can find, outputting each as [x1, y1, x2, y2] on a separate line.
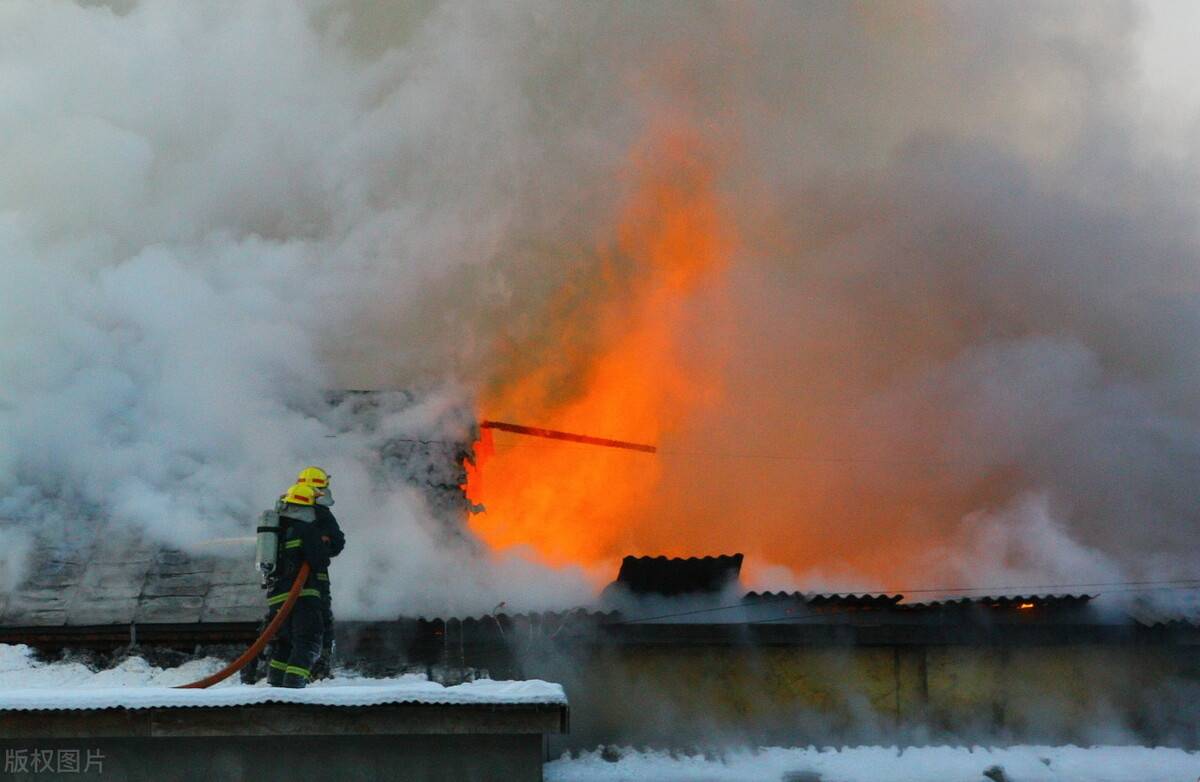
[461, 427, 494, 509]
[465, 119, 730, 572]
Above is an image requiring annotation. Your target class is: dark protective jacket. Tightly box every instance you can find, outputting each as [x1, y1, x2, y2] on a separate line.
[314, 504, 344, 556]
[313, 504, 343, 589]
[311, 504, 342, 676]
[267, 504, 330, 605]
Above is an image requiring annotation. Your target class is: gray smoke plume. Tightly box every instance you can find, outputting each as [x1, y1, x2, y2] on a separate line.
[0, 1, 1197, 615]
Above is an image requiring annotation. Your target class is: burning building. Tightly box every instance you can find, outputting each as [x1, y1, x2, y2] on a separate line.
[2, 406, 1198, 758]
[5, 1, 1200, 778]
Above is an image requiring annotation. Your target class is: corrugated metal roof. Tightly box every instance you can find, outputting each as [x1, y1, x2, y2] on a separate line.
[412, 610, 620, 628]
[905, 594, 1094, 610]
[1125, 593, 1200, 628]
[607, 554, 743, 597]
[741, 592, 903, 608]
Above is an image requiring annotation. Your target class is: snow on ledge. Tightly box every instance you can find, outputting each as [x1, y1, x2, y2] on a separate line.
[0, 678, 567, 712]
[0, 645, 565, 710]
[546, 745, 1200, 782]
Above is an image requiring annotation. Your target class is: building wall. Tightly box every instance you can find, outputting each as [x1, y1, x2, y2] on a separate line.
[0, 735, 545, 782]
[517, 642, 1200, 750]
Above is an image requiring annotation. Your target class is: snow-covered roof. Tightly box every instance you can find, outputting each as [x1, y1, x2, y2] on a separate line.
[0, 644, 566, 712]
[0, 677, 566, 712]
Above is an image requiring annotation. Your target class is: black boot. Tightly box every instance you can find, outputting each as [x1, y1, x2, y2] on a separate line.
[311, 643, 333, 681]
[266, 659, 288, 687]
[240, 654, 262, 685]
[281, 665, 310, 689]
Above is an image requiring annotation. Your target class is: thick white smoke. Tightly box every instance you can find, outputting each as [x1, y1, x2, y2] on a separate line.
[0, 0, 601, 617]
[2, 1, 1199, 616]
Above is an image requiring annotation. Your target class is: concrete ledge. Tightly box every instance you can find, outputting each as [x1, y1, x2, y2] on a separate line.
[0, 701, 568, 781]
[0, 735, 547, 782]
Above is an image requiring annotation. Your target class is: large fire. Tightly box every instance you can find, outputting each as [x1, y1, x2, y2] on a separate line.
[464, 120, 731, 574]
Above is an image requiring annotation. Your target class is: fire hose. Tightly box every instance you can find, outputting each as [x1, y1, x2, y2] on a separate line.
[174, 422, 643, 689]
[174, 563, 311, 689]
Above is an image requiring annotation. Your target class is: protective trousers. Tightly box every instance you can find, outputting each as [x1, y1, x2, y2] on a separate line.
[239, 615, 267, 684]
[265, 597, 325, 688]
[311, 581, 335, 680]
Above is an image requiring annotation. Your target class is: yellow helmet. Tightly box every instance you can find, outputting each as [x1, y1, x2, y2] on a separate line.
[296, 466, 329, 489]
[283, 483, 317, 506]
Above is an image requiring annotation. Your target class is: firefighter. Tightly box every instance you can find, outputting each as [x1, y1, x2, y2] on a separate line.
[240, 468, 345, 685]
[264, 482, 330, 688]
[296, 466, 344, 679]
